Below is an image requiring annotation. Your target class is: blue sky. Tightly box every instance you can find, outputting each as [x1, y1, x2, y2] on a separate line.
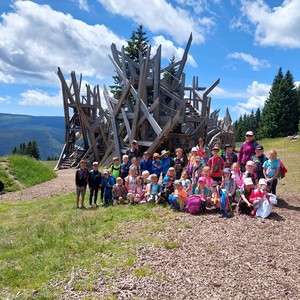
[0, 0, 299, 121]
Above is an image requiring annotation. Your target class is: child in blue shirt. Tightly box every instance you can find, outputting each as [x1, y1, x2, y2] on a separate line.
[101, 169, 116, 205]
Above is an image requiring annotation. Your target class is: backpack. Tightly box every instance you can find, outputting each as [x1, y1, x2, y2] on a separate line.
[279, 160, 287, 179]
[219, 188, 233, 218]
[187, 195, 205, 214]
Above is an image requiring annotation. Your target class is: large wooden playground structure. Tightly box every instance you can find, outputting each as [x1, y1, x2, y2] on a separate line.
[55, 34, 234, 170]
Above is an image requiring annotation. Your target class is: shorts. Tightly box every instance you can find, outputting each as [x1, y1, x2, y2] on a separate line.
[76, 186, 86, 196]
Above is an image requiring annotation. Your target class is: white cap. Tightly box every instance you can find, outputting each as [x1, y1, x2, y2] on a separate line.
[244, 178, 254, 186]
[258, 178, 267, 185]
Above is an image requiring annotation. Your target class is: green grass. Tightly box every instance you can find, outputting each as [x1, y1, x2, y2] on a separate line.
[0, 164, 20, 192]
[40, 160, 57, 170]
[7, 155, 57, 187]
[0, 197, 177, 299]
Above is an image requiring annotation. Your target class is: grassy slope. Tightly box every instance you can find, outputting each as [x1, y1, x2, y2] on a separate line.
[0, 138, 299, 299]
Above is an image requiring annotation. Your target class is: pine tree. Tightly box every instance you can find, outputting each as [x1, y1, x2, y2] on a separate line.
[163, 54, 178, 85]
[259, 68, 284, 138]
[12, 146, 18, 155]
[31, 140, 41, 160]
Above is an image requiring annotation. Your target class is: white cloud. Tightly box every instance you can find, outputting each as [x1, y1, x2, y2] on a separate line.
[73, 0, 90, 11]
[240, 0, 300, 48]
[228, 52, 270, 70]
[0, 71, 14, 83]
[233, 81, 271, 116]
[0, 96, 10, 105]
[152, 35, 197, 67]
[0, 0, 125, 85]
[19, 89, 62, 107]
[98, 0, 216, 44]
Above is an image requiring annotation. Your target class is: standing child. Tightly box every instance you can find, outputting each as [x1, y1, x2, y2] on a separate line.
[112, 177, 127, 206]
[120, 155, 130, 183]
[222, 144, 237, 169]
[88, 161, 102, 208]
[109, 157, 121, 181]
[202, 150, 209, 166]
[263, 149, 281, 195]
[251, 145, 267, 180]
[152, 153, 162, 180]
[243, 160, 257, 186]
[173, 148, 186, 180]
[161, 150, 173, 178]
[101, 170, 115, 205]
[220, 167, 236, 204]
[140, 151, 153, 174]
[191, 156, 204, 193]
[75, 159, 89, 209]
[131, 157, 141, 176]
[208, 147, 224, 184]
[187, 147, 198, 177]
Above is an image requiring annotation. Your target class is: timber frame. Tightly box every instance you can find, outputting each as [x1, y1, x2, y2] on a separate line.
[55, 33, 234, 170]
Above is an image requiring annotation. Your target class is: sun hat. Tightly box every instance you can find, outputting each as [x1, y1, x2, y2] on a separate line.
[160, 150, 170, 157]
[258, 178, 267, 185]
[198, 176, 206, 183]
[246, 131, 254, 136]
[244, 178, 254, 186]
[223, 167, 231, 173]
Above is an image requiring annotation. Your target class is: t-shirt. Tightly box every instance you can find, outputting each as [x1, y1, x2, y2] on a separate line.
[263, 159, 280, 179]
[150, 183, 162, 194]
[208, 156, 224, 177]
[194, 186, 211, 198]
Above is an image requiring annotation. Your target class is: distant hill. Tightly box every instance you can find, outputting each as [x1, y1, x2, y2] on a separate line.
[0, 113, 65, 160]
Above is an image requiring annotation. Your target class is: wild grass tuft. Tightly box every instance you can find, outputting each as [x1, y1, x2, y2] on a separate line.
[7, 155, 57, 187]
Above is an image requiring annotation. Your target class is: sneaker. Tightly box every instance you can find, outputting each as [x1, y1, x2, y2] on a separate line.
[89, 205, 93, 209]
[80, 206, 87, 209]
[250, 209, 256, 216]
[94, 203, 99, 208]
[76, 206, 80, 209]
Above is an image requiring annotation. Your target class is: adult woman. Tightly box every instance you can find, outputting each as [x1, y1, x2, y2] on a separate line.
[196, 137, 208, 158]
[238, 131, 258, 173]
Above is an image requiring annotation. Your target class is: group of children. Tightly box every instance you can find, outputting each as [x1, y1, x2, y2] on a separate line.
[75, 135, 283, 218]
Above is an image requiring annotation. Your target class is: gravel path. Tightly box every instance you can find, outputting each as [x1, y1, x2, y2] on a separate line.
[0, 168, 75, 201]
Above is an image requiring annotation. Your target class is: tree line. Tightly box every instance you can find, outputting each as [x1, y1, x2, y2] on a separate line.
[12, 140, 41, 160]
[234, 68, 300, 141]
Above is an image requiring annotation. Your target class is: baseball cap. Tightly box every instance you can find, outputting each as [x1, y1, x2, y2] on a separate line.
[92, 161, 99, 165]
[246, 131, 254, 136]
[223, 167, 231, 173]
[258, 178, 267, 185]
[224, 144, 232, 149]
[211, 181, 219, 187]
[162, 176, 170, 184]
[198, 176, 206, 183]
[191, 147, 198, 152]
[212, 147, 220, 151]
[255, 145, 264, 151]
[244, 178, 253, 185]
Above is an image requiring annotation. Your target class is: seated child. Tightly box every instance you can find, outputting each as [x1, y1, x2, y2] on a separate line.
[201, 166, 214, 188]
[194, 176, 211, 200]
[236, 177, 254, 215]
[249, 178, 267, 216]
[169, 180, 188, 212]
[127, 176, 145, 204]
[243, 160, 257, 186]
[181, 170, 192, 196]
[158, 176, 174, 204]
[146, 174, 162, 203]
[207, 181, 222, 210]
[112, 177, 128, 206]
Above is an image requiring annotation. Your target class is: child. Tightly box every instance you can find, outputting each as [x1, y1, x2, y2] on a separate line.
[161, 150, 173, 178]
[220, 167, 236, 204]
[249, 178, 267, 216]
[263, 149, 281, 195]
[202, 150, 209, 166]
[140, 151, 153, 174]
[181, 170, 192, 196]
[147, 174, 162, 203]
[236, 177, 254, 215]
[213, 141, 223, 157]
[165, 167, 176, 184]
[131, 157, 141, 176]
[109, 157, 121, 180]
[194, 176, 211, 200]
[101, 169, 115, 205]
[187, 147, 198, 177]
[196, 137, 209, 158]
[158, 176, 174, 204]
[206, 181, 222, 210]
[120, 155, 130, 183]
[141, 170, 150, 185]
[112, 177, 127, 206]
[125, 165, 138, 192]
[231, 162, 244, 189]
[201, 166, 214, 188]
[152, 153, 162, 179]
[173, 148, 186, 179]
[251, 145, 267, 180]
[243, 160, 257, 186]
[75, 159, 89, 209]
[191, 156, 204, 193]
[169, 180, 188, 212]
[88, 161, 102, 208]
[222, 144, 237, 169]
[127, 176, 145, 204]
[208, 147, 224, 184]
